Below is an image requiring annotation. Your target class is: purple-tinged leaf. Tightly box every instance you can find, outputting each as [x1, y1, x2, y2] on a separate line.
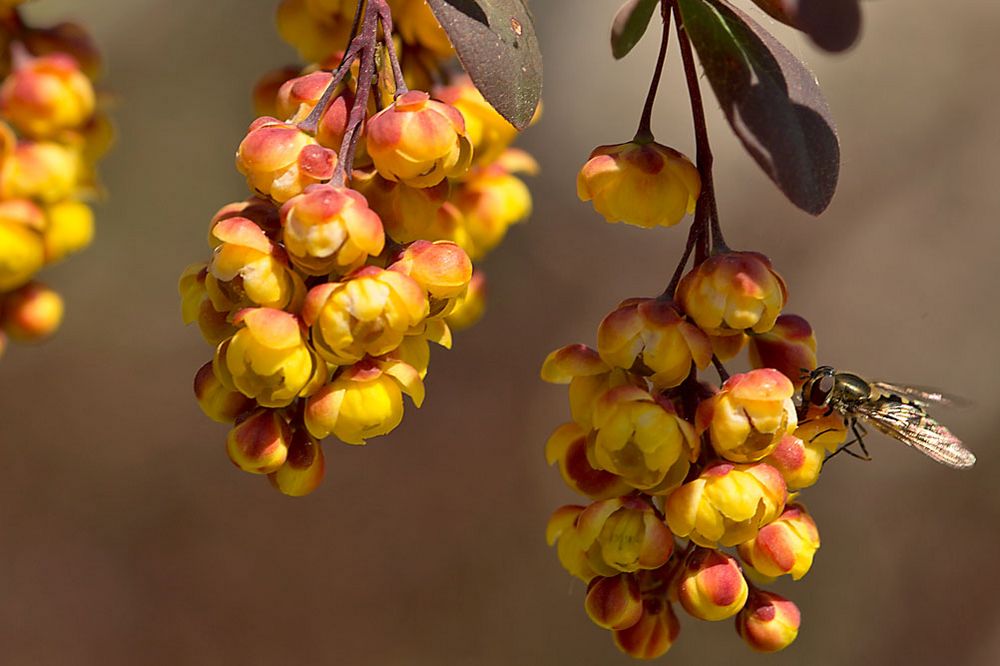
[750, 0, 862, 53]
[677, 0, 840, 215]
[426, 0, 542, 130]
[611, 0, 660, 60]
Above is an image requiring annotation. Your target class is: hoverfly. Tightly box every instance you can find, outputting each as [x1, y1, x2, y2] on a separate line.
[798, 366, 976, 469]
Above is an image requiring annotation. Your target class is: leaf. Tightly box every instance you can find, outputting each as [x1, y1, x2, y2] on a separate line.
[749, 0, 862, 53]
[426, 0, 542, 130]
[677, 0, 839, 215]
[611, 0, 660, 60]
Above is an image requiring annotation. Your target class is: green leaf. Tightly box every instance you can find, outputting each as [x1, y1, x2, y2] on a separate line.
[611, 0, 660, 60]
[677, 0, 840, 215]
[426, 0, 542, 130]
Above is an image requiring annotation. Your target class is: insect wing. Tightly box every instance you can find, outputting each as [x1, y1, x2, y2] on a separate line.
[871, 381, 971, 409]
[852, 399, 976, 469]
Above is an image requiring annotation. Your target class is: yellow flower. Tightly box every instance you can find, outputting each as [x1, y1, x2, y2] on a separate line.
[1, 281, 63, 342]
[218, 307, 326, 408]
[279, 183, 385, 276]
[178, 263, 237, 345]
[678, 251, 788, 336]
[736, 591, 801, 653]
[0, 53, 95, 139]
[445, 269, 487, 331]
[696, 368, 798, 463]
[664, 462, 787, 548]
[43, 200, 94, 263]
[276, 0, 352, 63]
[738, 504, 820, 580]
[597, 297, 712, 389]
[268, 428, 326, 497]
[546, 504, 598, 583]
[675, 548, 749, 622]
[351, 169, 449, 244]
[366, 91, 472, 188]
[575, 496, 674, 574]
[225, 408, 291, 474]
[304, 357, 424, 444]
[1, 140, 81, 203]
[388, 0, 455, 57]
[451, 158, 534, 260]
[388, 239, 472, 318]
[192, 361, 255, 424]
[590, 385, 698, 493]
[577, 141, 700, 229]
[303, 266, 428, 366]
[207, 215, 304, 311]
[235, 116, 337, 203]
[0, 199, 45, 291]
[435, 77, 517, 166]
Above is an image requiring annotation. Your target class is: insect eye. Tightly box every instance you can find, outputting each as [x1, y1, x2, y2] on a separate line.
[809, 375, 835, 406]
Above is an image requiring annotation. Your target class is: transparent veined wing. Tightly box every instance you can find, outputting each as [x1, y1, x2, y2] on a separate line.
[871, 381, 972, 409]
[852, 398, 976, 469]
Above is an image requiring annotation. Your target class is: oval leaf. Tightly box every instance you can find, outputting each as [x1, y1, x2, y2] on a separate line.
[426, 0, 542, 130]
[611, 0, 660, 60]
[677, 0, 840, 215]
[749, 0, 862, 53]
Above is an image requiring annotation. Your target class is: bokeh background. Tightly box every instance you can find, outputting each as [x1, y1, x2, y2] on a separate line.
[2, 1, 999, 664]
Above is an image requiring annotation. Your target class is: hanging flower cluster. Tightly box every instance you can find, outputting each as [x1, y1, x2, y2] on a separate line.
[542, 0, 856, 658]
[0, 2, 111, 358]
[181, 0, 536, 496]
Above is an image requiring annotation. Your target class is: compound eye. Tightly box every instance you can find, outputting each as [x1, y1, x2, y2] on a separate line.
[809, 374, 835, 406]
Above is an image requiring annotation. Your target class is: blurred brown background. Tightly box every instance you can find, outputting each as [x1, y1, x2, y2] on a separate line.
[1, 1, 998, 664]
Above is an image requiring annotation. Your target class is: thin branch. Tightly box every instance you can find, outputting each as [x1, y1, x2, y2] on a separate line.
[634, 2, 672, 143]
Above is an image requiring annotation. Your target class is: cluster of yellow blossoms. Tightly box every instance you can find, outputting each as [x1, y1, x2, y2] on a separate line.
[0, 2, 110, 358]
[181, 0, 534, 496]
[544, 140, 846, 657]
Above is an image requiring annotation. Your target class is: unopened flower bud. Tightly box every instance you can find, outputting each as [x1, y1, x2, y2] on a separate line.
[613, 599, 681, 659]
[738, 504, 820, 580]
[0, 198, 45, 291]
[736, 590, 801, 652]
[268, 427, 326, 496]
[193, 361, 255, 424]
[43, 200, 93, 263]
[226, 408, 291, 474]
[585, 573, 643, 631]
[2, 281, 63, 342]
[0, 53, 95, 138]
[389, 240, 473, 317]
[676, 548, 749, 622]
[445, 269, 487, 331]
[748, 314, 818, 387]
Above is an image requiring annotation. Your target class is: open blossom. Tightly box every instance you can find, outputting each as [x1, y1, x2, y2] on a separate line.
[577, 140, 700, 229]
[303, 266, 428, 366]
[590, 385, 698, 493]
[697, 369, 798, 463]
[597, 297, 712, 389]
[207, 215, 304, 311]
[665, 462, 787, 548]
[436, 78, 517, 166]
[218, 307, 326, 408]
[540, 343, 637, 430]
[366, 90, 472, 188]
[304, 358, 424, 444]
[678, 251, 788, 336]
[575, 496, 674, 575]
[450, 156, 535, 260]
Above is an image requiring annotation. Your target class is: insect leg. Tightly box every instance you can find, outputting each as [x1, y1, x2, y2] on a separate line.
[851, 420, 871, 460]
[824, 439, 869, 463]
